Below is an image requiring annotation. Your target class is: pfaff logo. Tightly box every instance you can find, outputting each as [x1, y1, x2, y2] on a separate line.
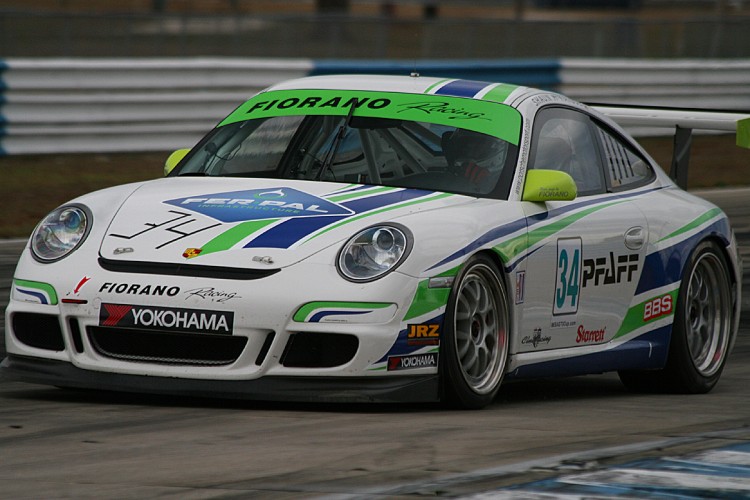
[644, 294, 673, 322]
[387, 352, 438, 371]
[407, 324, 440, 346]
[582, 253, 639, 287]
[99, 303, 233, 334]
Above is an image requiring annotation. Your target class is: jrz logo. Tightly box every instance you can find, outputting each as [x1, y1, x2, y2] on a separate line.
[165, 188, 354, 223]
[387, 352, 438, 371]
[407, 324, 440, 346]
[553, 238, 581, 316]
[582, 253, 639, 287]
[99, 303, 233, 334]
[643, 294, 673, 322]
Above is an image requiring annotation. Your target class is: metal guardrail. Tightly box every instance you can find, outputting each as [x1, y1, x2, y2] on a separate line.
[1, 58, 748, 155]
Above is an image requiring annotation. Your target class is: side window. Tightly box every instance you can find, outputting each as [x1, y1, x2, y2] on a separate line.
[529, 108, 605, 196]
[596, 126, 654, 189]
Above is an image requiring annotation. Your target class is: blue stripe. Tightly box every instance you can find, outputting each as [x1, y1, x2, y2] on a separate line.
[426, 187, 663, 273]
[508, 325, 670, 379]
[309, 310, 368, 323]
[634, 218, 731, 295]
[17, 288, 49, 305]
[244, 188, 434, 249]
[433, 79, 490, 98]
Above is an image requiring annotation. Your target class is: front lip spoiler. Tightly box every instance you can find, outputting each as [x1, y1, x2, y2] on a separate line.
[0, 354, 440, 404]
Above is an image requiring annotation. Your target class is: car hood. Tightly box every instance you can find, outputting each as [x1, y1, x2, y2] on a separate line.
[98, 177, 473, 269]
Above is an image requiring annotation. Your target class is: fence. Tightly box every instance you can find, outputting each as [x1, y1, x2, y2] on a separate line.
[1, 58, 749, 155]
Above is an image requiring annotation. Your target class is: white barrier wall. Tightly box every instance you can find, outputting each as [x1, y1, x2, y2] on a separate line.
[1, 58, 748, 155]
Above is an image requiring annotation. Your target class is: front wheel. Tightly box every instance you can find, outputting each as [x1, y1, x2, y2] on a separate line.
[619, 240, 733, 393]
[442, 255, 510, 409]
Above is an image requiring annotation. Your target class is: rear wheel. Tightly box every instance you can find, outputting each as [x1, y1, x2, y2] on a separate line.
[619, 241, 733, 393]
[442, 255, 510, 409]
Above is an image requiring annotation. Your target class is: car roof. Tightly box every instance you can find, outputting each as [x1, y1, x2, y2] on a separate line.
[265, 74, 537, 107]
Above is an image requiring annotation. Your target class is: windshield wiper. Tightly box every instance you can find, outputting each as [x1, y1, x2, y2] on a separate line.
[316, 103, 356, 181]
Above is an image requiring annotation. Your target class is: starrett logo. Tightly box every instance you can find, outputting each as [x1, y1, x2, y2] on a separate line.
[99, 303, 234, 334]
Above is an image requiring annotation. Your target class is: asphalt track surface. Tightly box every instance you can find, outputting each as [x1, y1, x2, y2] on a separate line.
[1, 188, 749, 498]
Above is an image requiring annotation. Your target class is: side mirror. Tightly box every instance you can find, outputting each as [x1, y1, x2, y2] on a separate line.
[164, 148, 190, 176]
[522, 169, 577, 202]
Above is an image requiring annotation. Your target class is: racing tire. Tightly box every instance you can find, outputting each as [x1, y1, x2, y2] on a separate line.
[619, 240, 733, 394]
[442, 255, 510, 409]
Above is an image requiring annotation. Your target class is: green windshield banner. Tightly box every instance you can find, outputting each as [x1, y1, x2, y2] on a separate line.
[219, 89, 522, 145]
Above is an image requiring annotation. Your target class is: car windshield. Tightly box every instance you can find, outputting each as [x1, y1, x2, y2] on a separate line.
[172, 89, 521, 199]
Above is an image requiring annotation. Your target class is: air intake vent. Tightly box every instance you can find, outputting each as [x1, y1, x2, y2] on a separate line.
[88, 326, 248, 366]
[12, 313, 65, 351]
[281, 332, 358, 368]
[98, 257, 280, 280]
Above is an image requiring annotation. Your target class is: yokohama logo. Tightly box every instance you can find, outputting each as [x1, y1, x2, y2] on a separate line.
[99, 303, 233, 334]
[387, 352, 438, 371]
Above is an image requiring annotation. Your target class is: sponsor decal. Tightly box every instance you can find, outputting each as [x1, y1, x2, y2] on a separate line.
[551, 319, 577, 329]
[554, 238, 582, 316]
[582, 253, 639, 287]
[72, 276, 91, 295]
[244, 95, 391, 115]
[165, 188, 354, 223]
[183, 247, 202, 259]
[184, 287, 240, 304]
[515, 270, 526, 305]
[537, 187, 572, 200]
[407, 324, 440, 346]
[522, 327, 551, 348]
[643, 294, 673, 322]
[109, 210, 220, 249]
[387, 352, 438, 371]
[99, 303, 233, 334]
[576, 324, 606, 344]
[99, 282, 180, 297]
[396, 101, 488, 121]
[12, 280, 58, 305]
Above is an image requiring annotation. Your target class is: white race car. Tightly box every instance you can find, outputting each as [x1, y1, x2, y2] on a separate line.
[3, 75, 745, 408]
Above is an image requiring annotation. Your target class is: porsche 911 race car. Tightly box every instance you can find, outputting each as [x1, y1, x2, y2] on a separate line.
[3, 74, 746, 409]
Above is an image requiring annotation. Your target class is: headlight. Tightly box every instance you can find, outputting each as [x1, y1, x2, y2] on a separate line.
[31, 205, 91, 262]
[337, 225, 411, 282]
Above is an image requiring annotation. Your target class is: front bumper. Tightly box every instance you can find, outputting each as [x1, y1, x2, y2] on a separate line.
[1, 354, 440, 403]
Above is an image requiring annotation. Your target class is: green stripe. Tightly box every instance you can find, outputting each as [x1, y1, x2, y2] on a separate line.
[482, 83, 518, 103]
[403, 279, 450, 321]
[13, 279, 58, 305]
[657, 208, 722, 243]
[303, 192, 453, 244]
[614, 289, 679, 339]
[293, 301, 392, 322]
[328, 186, 397, 203]
[494, 201, 624, 264]
[199, 218, 279, 256]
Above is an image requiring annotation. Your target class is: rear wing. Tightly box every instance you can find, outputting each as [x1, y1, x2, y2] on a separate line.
[589, 104, 750, 189]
